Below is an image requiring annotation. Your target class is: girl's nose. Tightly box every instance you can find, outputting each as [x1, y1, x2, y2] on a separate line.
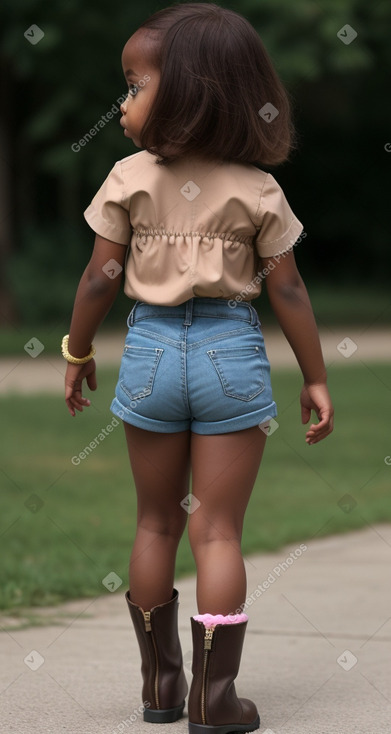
[120, 98, 128, 114]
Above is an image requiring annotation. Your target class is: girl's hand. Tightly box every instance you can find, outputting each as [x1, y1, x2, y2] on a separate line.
[300, 382, 334, 445]
[65, 359, 97, 417]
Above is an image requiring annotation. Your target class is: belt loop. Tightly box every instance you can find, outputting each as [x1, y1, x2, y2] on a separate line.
[248, 302, 259, 326]
[183, 298, 194, 326]
[128, 300, 139, 327]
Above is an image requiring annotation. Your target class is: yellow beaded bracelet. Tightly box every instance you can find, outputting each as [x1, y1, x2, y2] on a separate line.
[61, 334, 96, 364]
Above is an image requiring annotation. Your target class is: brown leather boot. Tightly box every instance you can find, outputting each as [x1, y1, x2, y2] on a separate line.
[125, 589, 188, 723]
[188, 617, 260, 734]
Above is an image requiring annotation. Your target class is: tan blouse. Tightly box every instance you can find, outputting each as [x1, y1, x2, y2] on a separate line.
[84, 150, 303, 305]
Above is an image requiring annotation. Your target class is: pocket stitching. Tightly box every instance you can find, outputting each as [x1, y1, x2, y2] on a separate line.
[207, 346, 265, 401]
[120, 347, 164, 401]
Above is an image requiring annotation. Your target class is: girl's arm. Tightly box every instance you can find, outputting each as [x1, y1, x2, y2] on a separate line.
[64, 234, 128, 416]
[260, 249, 334, 445]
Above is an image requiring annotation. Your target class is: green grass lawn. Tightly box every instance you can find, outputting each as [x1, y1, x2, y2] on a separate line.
[0, 362, 390, 615]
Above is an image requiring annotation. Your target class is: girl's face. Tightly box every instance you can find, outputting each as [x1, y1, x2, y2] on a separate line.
[120, 31, 160, 147]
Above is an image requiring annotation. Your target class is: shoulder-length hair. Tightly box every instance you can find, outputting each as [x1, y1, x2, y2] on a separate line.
[136, 2, 296, 167]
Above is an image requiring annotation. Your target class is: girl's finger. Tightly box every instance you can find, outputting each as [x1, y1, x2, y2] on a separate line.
[301, 406, 311, 424]
[312, 411, 332, 430]
[66, 399, 76, 417]
[66, 394, 90, 414]
[306, 424, 333, 443]
[305, 414, 333, 443]
[308, 424, 330, 439]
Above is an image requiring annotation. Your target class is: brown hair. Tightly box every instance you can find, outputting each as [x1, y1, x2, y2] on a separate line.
[136, 2, 296, 166]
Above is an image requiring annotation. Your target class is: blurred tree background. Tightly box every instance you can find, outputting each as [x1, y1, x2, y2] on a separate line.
[1, 0, 390, 329]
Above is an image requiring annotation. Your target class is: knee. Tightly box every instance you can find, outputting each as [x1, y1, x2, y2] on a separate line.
[188, 514, 241, 553]
[138, 513, 186, 541]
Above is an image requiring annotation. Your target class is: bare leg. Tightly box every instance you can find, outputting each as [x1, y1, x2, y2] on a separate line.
[188, 425, 267, 615]
[123, 423, 191, 610]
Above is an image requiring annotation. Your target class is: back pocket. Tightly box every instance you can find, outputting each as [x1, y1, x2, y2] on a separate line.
[120, 345, 164, 401]
[207, 345, 265, 401]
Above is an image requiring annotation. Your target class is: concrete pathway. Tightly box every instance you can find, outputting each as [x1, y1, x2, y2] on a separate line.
[1, 524, 391, 733]
[0, 327, 390, 395]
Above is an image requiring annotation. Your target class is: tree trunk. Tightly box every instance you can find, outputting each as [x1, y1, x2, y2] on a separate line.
[0, 58, 18, 326]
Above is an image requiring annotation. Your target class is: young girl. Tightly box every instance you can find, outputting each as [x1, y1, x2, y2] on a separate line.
[63, 3, 334, 732]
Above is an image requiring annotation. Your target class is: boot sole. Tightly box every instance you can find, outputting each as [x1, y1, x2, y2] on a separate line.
[188, 713, 260, 734]
[144, 701, 185, 723]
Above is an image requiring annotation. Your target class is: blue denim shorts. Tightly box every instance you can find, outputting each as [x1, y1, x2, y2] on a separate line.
[110, 297, 277, 435]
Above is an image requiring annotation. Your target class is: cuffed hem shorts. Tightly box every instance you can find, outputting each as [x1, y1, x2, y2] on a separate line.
[110, 297, 277, 435]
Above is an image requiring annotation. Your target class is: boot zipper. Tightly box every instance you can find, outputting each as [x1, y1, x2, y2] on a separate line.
[144, 611, 151, 631]
[201, 627, 215, 725]
[144, 611, 160, 709]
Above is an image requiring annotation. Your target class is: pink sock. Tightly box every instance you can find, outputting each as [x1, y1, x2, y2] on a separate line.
[193, 612, 248, 628]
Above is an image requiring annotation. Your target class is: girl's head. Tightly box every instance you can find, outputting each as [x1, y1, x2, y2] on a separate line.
[120, 2, 295, 166]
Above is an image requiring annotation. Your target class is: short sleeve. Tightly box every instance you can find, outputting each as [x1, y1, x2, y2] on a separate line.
[254, 173, 304, 258]
[83, 161, 131, 246]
